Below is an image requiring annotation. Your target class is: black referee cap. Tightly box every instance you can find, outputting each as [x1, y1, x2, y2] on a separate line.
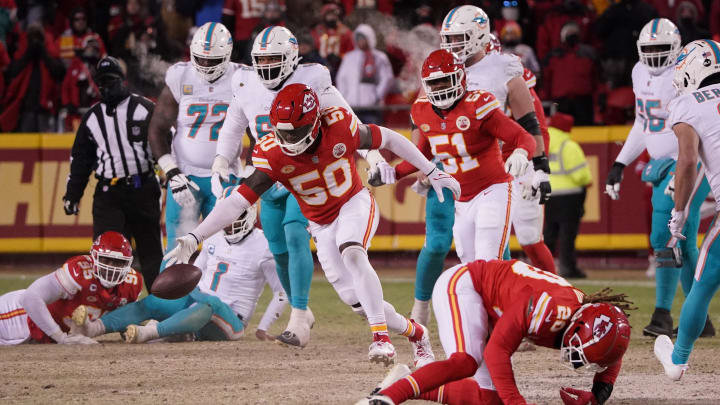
[96, 56, 125, 80]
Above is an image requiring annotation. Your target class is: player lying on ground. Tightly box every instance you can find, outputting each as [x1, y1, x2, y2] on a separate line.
[165, 83, 461, 366]
[211, 25, 394, 348]
[0, 232, 141, 345]
[654, 39, 720, 381]
[74, 190, 287, 343]
[357, 259, 632, 405]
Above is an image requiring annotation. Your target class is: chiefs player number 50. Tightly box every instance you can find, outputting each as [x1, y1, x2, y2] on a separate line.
[289, 158, 353, 205]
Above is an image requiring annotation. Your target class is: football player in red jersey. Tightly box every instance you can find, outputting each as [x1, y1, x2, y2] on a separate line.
[0, 232, 143, 345]
[395, 49, 536, 263]
[357, 259, 633, 405]
[164, 83, 460, 366]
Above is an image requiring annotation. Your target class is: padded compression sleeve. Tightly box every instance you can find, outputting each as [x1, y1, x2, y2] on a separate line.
[21, 273, 68, 339]
[516, 111, 541, 136]
[379, 126, 436, 175]
[191, 187, 254, 241]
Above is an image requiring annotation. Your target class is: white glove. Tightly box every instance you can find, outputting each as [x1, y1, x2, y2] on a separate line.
[410, 177, 431, 197]
[504, 149, 530, 178]
[668, 209, 686, 240]
[426, 167, 460, 203]
[211, 155, 230, 198]
[605, 183, 620, 200]
[52, 331, 98, 345]
[665, 176, 675, 200]
[158, 154, 199, 207]
[522, 170, 552, 203]
[367, 161, 396, 186]
[163, 233, 200, 267]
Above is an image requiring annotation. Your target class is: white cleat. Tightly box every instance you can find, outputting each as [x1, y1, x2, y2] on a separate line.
[354, 395, 395, 405]
[70, 305, 105, 337]
[410, 323, 435, 368]
[276, 307, 312, 348]
[654, 335, 688, 381]
[369, 340, 397, 366]
[124, 320, 159, 344]
[72, 305, 88, 326]
[410, 299, 431, 327]
[374, 364, 412, 394]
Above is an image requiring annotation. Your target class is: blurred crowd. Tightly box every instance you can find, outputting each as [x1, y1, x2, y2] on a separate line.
[0, 0, 718, 132]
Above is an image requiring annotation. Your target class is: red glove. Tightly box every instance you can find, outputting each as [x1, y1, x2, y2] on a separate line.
[559, 387, 598, 405]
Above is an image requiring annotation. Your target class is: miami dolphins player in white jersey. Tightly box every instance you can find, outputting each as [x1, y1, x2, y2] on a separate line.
[654, 39, 720, 381]
[605, 19, 713, 338]
[208, 25, 393, 348]
[149, 22, 240, 257]
[408, 5, 552, 325]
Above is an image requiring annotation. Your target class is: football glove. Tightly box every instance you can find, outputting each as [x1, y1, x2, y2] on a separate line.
[166, 168, 199, 207]
[425, 167, 460, 203]
[163, 233, 200, 267]
[368, 161, 396, 187]
[504, 149, 530, 178]
[63, 197, 79, 215]
[210, 155, 230, 198]
[605, 162, 625, 200]
[664, 175, 675, 199]
[559, 387, 598, 405]
[668, 209, 686, 240]
[52, 331, 98, 345]
[522, 155, 552, 204]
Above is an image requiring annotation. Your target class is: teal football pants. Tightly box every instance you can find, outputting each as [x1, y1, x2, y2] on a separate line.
[414, 187, 455, 301]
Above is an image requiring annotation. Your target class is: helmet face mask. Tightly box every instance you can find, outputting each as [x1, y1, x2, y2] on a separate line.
[421, 49, 467, 109]
[251, 26, 299, 89]
[91, 232, 133, 288]
[190, 22, 233, 82]
[223, 204, 258, 244]
[637, 18, 681, 75]
[253, 53, 286, 84]
[273, 117, 320, 156]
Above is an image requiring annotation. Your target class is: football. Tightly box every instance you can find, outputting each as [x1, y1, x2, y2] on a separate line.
[150, 263, 202, 300]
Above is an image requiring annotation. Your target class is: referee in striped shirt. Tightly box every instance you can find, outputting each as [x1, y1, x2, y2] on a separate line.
[63, 57, 163, 287]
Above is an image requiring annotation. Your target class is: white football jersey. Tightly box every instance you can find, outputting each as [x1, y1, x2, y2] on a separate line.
[215, 63, 354, 161]
[615, 62, 678, 165]
[465, 52, 523, 112]
[195, 228, 281, 322]
[668, 84, 720, 209]
[165, 61, 242, 176]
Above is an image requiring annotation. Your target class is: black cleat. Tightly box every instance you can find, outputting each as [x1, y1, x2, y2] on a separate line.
[672, 316, 716, 338]
[643, 308, 673, 337]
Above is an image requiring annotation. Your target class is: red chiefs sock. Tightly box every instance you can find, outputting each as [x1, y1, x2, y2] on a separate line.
[522, 241, 557, 274]
[380, 353, 478, 404]
[420, 378, 501, 405]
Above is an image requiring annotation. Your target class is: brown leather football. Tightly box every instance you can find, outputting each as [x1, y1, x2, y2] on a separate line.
[150, 263, 202, 299]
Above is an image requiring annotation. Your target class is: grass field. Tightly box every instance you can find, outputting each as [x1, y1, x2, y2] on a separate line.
[1, 269, 720, 404]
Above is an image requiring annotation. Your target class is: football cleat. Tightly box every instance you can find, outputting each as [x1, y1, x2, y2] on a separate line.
[372, 364, 412, 395]
[72, 305, 88, 326]
[70, 305, 105, 337]
[354, 395, 395, 405]
[369, 339, 397, 366]
[410, 299, 431, 327]
[276, 307, 313, 348]
[124, 320, 159, 344]
[644, 308, 673, 337]
[409, 323, 435, 368]
[654, 335, 688, 381]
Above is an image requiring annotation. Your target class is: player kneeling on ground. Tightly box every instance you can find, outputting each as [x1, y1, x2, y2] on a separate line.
[165, 83, 460, 366]
[0, 232, 141, 345]
[357, 259, 632, 405]
[74, 188, 287, 343]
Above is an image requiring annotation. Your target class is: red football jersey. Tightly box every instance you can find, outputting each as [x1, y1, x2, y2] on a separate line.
[250, 106, 382, 224]
[27, 255, 143, 343]
[397, 91, 535, 201]
[465, 260, 621, 404]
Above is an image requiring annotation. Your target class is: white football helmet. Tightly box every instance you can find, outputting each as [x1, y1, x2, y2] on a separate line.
[637, 18, 682, 75]
[190, 22, 233, 82]
[220, 186, 258, 244]
[439, 5, 491, 63]
[673, 39, 720, 95]
[251, 26, 299, 89]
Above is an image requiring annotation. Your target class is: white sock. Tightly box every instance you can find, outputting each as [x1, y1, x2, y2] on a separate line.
[341, 245, 386, 327]
[383, 301, 411, 335]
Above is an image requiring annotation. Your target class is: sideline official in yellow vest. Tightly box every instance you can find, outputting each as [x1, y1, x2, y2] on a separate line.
[544, 113, 592, 279]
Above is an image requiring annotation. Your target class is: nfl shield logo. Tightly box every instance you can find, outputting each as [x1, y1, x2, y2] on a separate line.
[208, 244, 215, 255]
[132, 126, 141, 136]
[312, 156, 319, 163]
[441, 122, 446, 130]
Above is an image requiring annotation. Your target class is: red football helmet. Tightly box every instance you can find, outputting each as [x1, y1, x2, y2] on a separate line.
[421, 49, 466, 109]
[560, 303, 631, 373]
[90, 231, 133, 288]
[269, 83, 321, 156]
[485, 33, 502, 55]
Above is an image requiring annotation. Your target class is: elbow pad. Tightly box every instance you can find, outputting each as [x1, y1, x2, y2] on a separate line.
[516, 112, 541, 136]
[592, 381, 613, 405]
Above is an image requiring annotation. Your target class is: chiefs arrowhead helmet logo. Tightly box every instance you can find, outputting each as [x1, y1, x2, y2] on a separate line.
[593, 314, 613, 340]
[302, 93, 317, 114]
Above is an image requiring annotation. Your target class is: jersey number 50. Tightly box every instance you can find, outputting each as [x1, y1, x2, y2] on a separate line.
[289, 158, 353, 205]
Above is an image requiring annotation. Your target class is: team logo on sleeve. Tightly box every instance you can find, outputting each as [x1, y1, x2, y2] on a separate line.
[333, 143, 347, 158]
[182, 85, 193, 95]
[456, 116, 470, 131]
[303, 93, 317, 113]
[420, 124, 430, 132]
[281, 165, 295, 174]
[592, 315, 613, 339]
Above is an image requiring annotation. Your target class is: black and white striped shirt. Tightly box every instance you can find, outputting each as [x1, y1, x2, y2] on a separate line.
[65, 94, 155, 201]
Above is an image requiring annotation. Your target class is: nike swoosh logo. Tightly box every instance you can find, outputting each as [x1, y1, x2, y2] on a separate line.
[73, 268, 79, 277]
[545, 313, 553, 323]
[483, 96, 490, 101]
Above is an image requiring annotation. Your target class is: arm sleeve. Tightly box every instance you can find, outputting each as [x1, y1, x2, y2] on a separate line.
[395, 134, 432, 179]
[378, 126, 435, 175]
[191, 186, 256, 241]
[481, 108, 536, 157]
[64, 118, 97, 202]
[257, 257, 287, 332]
[20, 273, 71, 339]
[216, 76, 250, 161]
[614, 117, 646, 165]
